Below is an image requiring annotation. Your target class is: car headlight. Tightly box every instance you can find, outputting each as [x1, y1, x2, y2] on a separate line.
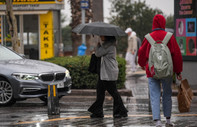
[65, 70, 71, 78]
[12, 73, 39, 80]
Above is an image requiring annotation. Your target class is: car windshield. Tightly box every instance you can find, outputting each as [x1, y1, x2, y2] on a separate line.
[0, 45, 23, 60]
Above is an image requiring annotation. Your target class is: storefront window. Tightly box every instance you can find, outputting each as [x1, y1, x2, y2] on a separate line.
[23, 15, 39, 59]
[23, 32, 38, 45]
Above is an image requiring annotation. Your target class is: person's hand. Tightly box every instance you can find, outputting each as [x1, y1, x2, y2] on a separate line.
[97, 42, 101, 47]
[141, 66, 145, 70]
[177, 73, 182, 81]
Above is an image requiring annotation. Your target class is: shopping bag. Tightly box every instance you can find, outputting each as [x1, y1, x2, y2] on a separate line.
[88, 54, 101, 74]
[177, 79, 193, 113]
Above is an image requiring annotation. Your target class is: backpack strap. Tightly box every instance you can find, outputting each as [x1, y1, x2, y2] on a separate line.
[162, 32, 173, 45]
[145, 33, 155, 45]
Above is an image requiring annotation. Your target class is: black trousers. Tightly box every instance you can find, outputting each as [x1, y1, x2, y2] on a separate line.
[88, 78, 128, 116]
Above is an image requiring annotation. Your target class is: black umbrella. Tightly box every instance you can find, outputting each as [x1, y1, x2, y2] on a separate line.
[72, 22, 126, 36]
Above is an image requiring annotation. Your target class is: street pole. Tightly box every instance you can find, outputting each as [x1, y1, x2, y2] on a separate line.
[81, 8, 86, 45]
[19, 15, 24, 54]
[1, 16, 3, 46]
[81, 0, 89, 45]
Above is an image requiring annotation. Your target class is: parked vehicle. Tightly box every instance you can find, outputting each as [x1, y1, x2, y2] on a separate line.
[0, 45, 72, 106]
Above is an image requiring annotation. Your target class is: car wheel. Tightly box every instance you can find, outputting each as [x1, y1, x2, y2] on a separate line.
[0, 78, 16, 106]
[39, 96, 63, 103]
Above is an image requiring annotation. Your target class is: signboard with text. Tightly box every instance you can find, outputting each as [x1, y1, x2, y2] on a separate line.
[0, 17, 1, 44]
[39, 11, 54, 60]
[175, 0, 197, 61]
[80, 0, 89, 9]
[0, 0, 63, 4]
[0, 0, 64, 11]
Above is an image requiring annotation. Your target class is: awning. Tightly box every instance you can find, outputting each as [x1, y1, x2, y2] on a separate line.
[0, 10, 48, 15]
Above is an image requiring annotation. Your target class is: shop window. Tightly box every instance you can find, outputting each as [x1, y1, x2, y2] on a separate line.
[23, 15, 39, 60]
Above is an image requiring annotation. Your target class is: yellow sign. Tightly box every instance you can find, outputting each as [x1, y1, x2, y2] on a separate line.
[40, 11, 54, 60]
[0, 0, 59, 5]
[0, 17, 1, 44]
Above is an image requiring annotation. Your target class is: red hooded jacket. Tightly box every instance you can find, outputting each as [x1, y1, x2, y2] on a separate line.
[138, 14, 183, 78]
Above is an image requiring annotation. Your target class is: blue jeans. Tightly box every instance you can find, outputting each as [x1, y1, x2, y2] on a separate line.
[148, 77, 172, 120]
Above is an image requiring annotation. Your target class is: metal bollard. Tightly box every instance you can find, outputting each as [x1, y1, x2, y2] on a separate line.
[48, 84, 60, 115]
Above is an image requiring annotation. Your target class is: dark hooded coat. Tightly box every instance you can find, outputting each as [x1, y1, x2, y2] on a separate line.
[138, 14, 183, 77]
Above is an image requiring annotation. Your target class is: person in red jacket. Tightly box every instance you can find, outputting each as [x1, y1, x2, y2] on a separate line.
[138, 14, 183, 127]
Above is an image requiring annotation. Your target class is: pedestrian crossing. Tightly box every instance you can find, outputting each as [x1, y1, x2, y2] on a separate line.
[14, 113, 197, 125]
[125, 64, 149, 99]
[130, 87, 149, 99]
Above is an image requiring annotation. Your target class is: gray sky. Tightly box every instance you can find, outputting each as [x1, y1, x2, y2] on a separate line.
[142, 0, 174, 15]
[62, 0, 174, 26]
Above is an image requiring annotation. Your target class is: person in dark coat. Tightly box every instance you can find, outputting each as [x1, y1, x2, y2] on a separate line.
[88, 36, 128, 118]
[138, 14, 183, 127]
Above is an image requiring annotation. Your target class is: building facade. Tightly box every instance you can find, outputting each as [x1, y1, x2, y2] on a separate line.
[0, 0, 64, 60]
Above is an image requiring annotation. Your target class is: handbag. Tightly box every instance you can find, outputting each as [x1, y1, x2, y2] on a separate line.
[88, 54, 101, 74]
[177, 79, 193, 113]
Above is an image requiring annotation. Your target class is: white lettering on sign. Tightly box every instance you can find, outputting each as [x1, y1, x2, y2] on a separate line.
[179, 0, 193, 15]
[81, 3, 88, 7]
[179, 0, 192, 5]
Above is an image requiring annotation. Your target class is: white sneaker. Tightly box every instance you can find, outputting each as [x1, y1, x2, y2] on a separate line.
[165, 123, 173, 127]
[155, 120, 162, 127]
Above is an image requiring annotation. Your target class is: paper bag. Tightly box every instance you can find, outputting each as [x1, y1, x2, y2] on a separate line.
[177, 79, 193, 113]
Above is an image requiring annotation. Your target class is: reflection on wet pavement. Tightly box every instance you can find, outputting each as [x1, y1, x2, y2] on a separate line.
[0, 96, 197, 127]
[1, 67, 197, 127]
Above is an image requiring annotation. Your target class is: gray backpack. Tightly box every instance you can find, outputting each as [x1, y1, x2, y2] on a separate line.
[145, 32, 173, 79]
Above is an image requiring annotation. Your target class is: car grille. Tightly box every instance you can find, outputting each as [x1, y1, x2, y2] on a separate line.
[39, 73, 65, 82]
[21, 87, 69, 95]
[55, 73, 65, 81]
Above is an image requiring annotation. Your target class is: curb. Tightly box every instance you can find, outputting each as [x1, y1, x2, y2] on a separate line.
[69, 89, 197, 97]
[168, 90, 197, 96]
[69, 89, 133, 97]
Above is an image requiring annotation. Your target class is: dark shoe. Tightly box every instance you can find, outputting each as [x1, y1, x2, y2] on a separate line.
[90, 113, 104, 118]
[165, 123, 174, 127]
[113, 113, 128, 118]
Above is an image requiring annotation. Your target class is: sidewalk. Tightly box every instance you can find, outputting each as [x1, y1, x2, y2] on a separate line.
[69, 65, 197, 97]
[126, 64, 197, 97]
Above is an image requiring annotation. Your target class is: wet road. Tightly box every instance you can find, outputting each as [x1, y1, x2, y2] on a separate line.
[0, 95, 197, 127]
[1, 68, 197, 127]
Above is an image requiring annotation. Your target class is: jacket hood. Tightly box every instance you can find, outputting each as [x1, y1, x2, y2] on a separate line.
[152, 14, 166, 30]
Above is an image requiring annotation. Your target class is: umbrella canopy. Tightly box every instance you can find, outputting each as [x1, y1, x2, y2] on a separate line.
[72, 22, 126, 36]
